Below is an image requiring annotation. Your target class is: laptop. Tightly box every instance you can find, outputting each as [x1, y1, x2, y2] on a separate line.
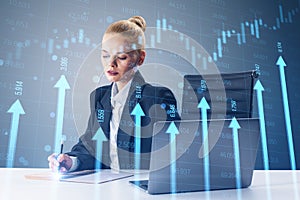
[130, 70, 260, 194]
[130, 118, 260, 194]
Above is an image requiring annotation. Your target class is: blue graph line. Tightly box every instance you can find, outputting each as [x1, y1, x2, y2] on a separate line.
[166, 121, 179, 194]
[131, 103, 145, 170]
[198, 97, 210, 191]
[254, 80, 270, 170]
[229, 117, 241, 189]
[92, 127, 108, 170]
[6, 99, 25, 168]
[276, 56, 296, 170]
[211, 4, 299, 61]
[53, 75, 70, 154]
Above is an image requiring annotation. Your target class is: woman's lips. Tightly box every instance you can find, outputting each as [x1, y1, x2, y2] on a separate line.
[107, 70, 119, 76]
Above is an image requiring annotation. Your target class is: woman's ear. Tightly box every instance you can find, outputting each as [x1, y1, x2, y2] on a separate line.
[137, 50, 146, 66]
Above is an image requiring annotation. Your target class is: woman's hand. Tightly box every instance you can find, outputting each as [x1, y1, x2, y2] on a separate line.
[47, 153, 73, 173]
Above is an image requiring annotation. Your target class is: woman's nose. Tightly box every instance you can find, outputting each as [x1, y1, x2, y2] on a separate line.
[107, 56, 117, 67]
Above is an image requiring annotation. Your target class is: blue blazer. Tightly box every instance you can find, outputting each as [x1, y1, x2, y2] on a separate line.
[67, 71, 180, 170]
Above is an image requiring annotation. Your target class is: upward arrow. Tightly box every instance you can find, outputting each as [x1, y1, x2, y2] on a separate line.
[254, 80, 270, 170]
[198, 97, 210, 158]
[53, 75, 70, 154]
[166, 121, 179, 141]
[276, 56, 296, 170]
[92, 127, 108, 170]
[131, 103, 145, 170]
[229, 117, 241, 189]
[6, 99, 25, 168]
[198, 97, 210, 191]
[166, 121, 179, 194]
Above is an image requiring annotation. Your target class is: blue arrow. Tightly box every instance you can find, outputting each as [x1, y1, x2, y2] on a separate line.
[6, 99, 25, 168]
[92, 127, 108, 170]
[131, 103, 145, 170]
[166, 121, 179, 194]
[229, 117, 241, 189]
[254, 80, 270, 170]
[53, 75, 70, 154]
[276, 56, 296, 170]
[198, 97, 210, 191]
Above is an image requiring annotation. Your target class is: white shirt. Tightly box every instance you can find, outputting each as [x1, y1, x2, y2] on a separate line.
[109, 80, 132, 171]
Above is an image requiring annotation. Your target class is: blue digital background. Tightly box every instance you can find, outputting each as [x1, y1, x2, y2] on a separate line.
[0, 0, 299, 169]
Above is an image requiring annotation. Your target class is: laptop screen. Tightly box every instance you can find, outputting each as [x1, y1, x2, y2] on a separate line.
[147, 118, 260, 194]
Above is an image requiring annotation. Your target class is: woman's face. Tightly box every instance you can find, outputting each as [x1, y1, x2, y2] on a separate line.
[101, 33, 145, 83]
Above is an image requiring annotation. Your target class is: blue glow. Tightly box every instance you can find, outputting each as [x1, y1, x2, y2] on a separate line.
[276, 17, 281, 28]
[63, 39, 69, 48]
[250, 23, 255, 36]
[213, 52, 217, 61]
[229, 117, 241, 189]
[241, 23, 246, 43]
[44, 145, 51, 152]
[53, 75, 70, 154]
[222, 31, 227, 44]
[106, 16, 113, 23]
[51, 55, 58, 61]
[156, 19, 161, 43]
[237, 33, 241, 45]
[254, 19, 260, 38]
[162, 18, 167, 30]
[78, 29, 84, 43]
[279, 5, 284, 23]
[166, 121, 179, 194]
[254, 80, 270, 170]
[48, 39, 54, 54]
[276, 56, 296, 170]
[71, 37, 76, 43]
[198, 97, 210, 191]
[92, 127, 108, 170]
[217, 38, 222, 58]
[6, 99, 25, 168]
[227, 30, 231, 37]
[131, 103, 145, 170]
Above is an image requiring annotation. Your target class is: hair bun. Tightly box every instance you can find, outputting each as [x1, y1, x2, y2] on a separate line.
[128, 16, 146, 32]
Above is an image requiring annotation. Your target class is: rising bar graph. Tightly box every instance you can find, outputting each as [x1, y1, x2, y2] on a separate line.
[212, 4, 298, 61]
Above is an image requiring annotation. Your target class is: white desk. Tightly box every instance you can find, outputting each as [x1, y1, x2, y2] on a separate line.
[0, 168, 299, 200]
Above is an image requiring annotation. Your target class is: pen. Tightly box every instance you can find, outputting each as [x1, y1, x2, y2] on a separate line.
[58, 139, 65, 171]
[60, 139, 64, 154]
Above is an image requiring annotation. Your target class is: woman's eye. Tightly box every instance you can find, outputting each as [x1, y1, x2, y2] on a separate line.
[118, 56, 127, 60]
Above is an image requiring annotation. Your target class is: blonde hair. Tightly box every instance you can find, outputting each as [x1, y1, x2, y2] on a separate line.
[105, 16, 146, 50]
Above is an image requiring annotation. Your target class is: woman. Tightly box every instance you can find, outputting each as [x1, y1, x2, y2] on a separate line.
[48, 16, 180, 172]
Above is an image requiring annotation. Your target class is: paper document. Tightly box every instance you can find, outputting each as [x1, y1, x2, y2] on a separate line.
[25, 169, 133, 184]
[60, 170, 133, 184]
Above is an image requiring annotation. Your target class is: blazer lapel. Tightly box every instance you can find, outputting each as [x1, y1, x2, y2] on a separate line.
[97, 85, 113, 139]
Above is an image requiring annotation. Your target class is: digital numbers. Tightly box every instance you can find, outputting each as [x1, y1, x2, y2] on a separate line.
[168, 104, 176, 118]
[277, 41, 283, 53]
[14, 80, 23, 96]
[135, 85, 142, 99]
[60, 57, 68, 71]
[97, 109, 104, 123]
[230, 99, 237, 112]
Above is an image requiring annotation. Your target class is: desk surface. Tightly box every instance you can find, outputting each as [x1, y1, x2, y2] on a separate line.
[0, 168, 299, 200]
